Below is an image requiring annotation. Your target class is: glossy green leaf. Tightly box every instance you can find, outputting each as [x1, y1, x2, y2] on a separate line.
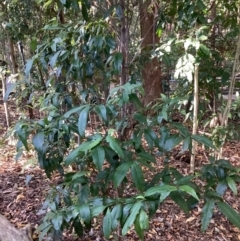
[160, 192, 170, 203]
[95, 35, 103, 49]
[121, 203, 133, 225]
[92, 146, 105, 171]
[105, 35, 116, 48]
[114, 162, 132, 188]
[216, 181, 227, 196]
[103, 208, 112, 239]
[111, 204, 122, 230]
[137, 151, 156, 163]
[38, 224, 52, 241]
[133, 113, 147, 125]
[192, 135, 215, 149]
[227, 177, 238, 195]
[79, 204, 91, 224]
[182, 137, 191, 152]
[49, 50, 61, 68]
[131, 162, 144, 192]
[201, 199, 215, 231]
[32, 132, 44, 151]
[170, 192, 189, 214]
[163, 134, 182, 151]
[217, 202, 240, 228]
[65, 138, 102, 165]
[106, 135, 124, 158]
[64, 106, 85, 118]
[51, 213, 63, 230]
[91, 205, 106, 217]
[134, 214, 144, 241]
[78, 105, 90, 136]
[200, 44, 210, 55]
[216, 159, 235, 170]
[175, 175, 194, 185]
[145, 185, 177, 197]
[122, 202, 142, 236]
[179, 185, 199, 200]
[25, 58, 34, 76]
[129, 93, 143, 108]
[139, 209, 149, 230]
[95, 105, 107, 123]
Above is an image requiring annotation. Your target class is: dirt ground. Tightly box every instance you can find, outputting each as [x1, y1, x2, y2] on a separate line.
[0, 98, 240, 241]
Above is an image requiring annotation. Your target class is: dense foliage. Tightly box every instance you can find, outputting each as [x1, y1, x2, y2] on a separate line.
[1, 0, 240, 240]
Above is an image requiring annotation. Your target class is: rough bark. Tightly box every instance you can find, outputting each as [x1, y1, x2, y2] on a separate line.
[139, 0, 162, 105]
[0, 214, 32, 241]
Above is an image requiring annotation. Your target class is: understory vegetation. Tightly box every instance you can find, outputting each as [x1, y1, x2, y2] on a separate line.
[1, 0, 240, 240]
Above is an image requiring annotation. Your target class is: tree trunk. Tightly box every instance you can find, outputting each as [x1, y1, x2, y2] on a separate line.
[8, 36, 18, 74]
[0, 214, 33, 241]
[139, 0, 162, 105]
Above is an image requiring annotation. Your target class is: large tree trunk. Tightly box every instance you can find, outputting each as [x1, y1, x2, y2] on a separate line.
[0, 214, 33, 241]
[139, 0, 162, 105]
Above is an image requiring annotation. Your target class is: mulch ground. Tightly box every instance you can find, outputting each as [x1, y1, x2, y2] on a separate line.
[1, 98, 240, 241]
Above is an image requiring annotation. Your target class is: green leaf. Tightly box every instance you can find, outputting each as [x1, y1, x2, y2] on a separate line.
[114, 162, 132, 188]
[134, 214, 144, 241]
[114, 53, 122, 73]
[103, 208, 112, 239]
[92, 146, 105, 171]
[51, 213, 63, 230]
[217, 202, 240, 229]
[78, 105, 90, 136]
[133, 113, 147, 125]
[145, 185, 177, 197]
[49, 50, 61, 68]
[65, 138, 102, 165]
[163, 134, 182, 151]
[105, 35, 116, 48]
[122, 202, 142, 236]
[129, 93, 143, 108]
[64, 106, 85, 118]
[95, 35, 103, 49]
[38, 224, 52, 241]
[81, 1, 89, 21]
[95, 105, 107, 123]
[216, 181, 227, 196]
[30, 39, 37, 52]
[139, 209, 149, 230]
[32, 132, 44, 151]
[179, 185, 199, 200]
[227, 177, 238, 195]
[131, 162, 144, 192]
[175, 175, 194, 185]
[200, 44, 210, 55]
[192, 135, 215, 149]
[201, 199, 215, 231]
[216, 159, 235, 170]
[182, 137, 191, 152]
[73, 219, 84, 237]
[170, 192, 189, 214]
[91, 205, 106, 217]
[79, 205, 91, 224]
[111, 204, 122, 230]
[137, 151, 156, 163]
[160, 192, 170, 203]
[25, 58, 34, 76]
[106, 135, 124, 159]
